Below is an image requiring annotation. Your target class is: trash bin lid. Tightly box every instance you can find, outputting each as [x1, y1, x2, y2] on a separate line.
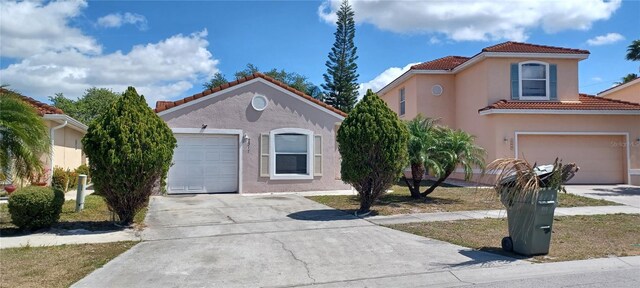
[499, 164, 555, 186]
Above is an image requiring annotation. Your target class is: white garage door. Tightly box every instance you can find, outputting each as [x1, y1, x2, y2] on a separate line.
[168, 134, 238, 194]
[517, 134, 625, 184]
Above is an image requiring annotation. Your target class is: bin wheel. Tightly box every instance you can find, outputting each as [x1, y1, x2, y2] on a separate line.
[501, 236, 513, 252]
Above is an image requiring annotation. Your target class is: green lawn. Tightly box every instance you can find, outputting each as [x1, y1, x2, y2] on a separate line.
[308, 184, 619, 216]
[0, 195, 148, 235]
[388, 214, 640, 262]
[0, 242, 137, 288]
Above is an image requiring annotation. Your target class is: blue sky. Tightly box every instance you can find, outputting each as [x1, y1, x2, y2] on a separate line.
[1, 0, 638, 106]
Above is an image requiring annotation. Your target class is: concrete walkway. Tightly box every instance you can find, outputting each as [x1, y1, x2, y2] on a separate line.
[367, 205, 640, 225]
[565, 185, 640, 208]
[0, 228, 140, 249]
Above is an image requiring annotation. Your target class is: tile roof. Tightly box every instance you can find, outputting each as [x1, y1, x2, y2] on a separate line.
[479, 94, 640, 113]
[0, 88, 64, 115]
[481, 41, 590, 54]
[410, 56, 470, 71]
[155, 73, 347, 117]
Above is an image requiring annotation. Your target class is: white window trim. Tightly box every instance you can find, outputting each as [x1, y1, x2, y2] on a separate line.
[399, 88, 406, 116]
[519, 61, 550, 100]
[269, 128, 314, 180]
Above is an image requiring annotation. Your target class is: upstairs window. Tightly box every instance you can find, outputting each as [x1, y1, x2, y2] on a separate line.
[399, 88, 406, 116]
[520, 62, 549, 99]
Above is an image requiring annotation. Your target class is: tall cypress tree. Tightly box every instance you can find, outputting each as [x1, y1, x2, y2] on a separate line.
[322, 0, 359, 113]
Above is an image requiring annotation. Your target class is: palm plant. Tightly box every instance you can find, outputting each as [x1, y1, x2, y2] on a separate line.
[614, 73, 638, 85]
[0, 91, 50, 183]
[486, 158, 578, 205]
[626, 39, 640, 61]
[421, 128, 485, 197]
[403, 115, 445, 198]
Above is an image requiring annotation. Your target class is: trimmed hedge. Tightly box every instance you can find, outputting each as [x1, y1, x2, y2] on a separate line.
[52, 167, 68, 191]
[8, 186, 65, 230]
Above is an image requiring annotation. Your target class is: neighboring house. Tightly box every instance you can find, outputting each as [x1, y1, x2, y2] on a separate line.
[597, 77, 640, 104]
[379, 42, 640, 186]
[9, 92, 88, 180]
[155, 73, 350, 194]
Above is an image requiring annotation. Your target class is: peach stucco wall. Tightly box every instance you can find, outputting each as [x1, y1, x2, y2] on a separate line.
[415, 74, 457, 127]
[45, 120, 86, 171]
[601, 80, 640, 104]
[160, 80, 351, 193]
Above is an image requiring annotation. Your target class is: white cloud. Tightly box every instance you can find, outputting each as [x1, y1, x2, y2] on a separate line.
[1, 30, 219, 105]
[586, 33, 625, 46]
[0, 0, 101, 58]
[319, 0, 621, 42]
[358, 63, 419, 98]
[591, 77, 603, 82]
[97, 12, 148, 30]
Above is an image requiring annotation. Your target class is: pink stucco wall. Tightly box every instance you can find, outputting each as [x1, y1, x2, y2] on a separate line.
[600, 80, 640, 104]
[160, 80, 351, 193]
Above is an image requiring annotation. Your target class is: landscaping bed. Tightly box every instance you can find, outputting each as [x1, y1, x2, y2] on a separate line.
[387, 214, 640, 262]
[0, 241, 137, 288]
[0, 195, 147, 236]
[308, 184, 619, 216]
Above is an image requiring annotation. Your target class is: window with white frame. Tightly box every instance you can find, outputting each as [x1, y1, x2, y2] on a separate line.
[269, 128, 313, 180]
[519, 62, 549, 100]
[399, 88, 406, 116]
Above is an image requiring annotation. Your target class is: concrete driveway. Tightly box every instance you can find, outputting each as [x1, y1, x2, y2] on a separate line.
[565, 185, 640, 208]
[73, 194, 524, 287]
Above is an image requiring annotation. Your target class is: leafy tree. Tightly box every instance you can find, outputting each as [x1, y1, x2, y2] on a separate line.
[337, 90, 408, 215]
[49, 88, 121, 124]
[614, 73, 638, 85]
[0, 90, 50, 183]
[422, 128, 485, 197]
[203, 63, 325, 100]
[626, 39, 640, 61]
[82, 87, 176, 225]
[402, 115, 446, 198]
[203, 72, 228, 90]
[322, 0, 359, 113]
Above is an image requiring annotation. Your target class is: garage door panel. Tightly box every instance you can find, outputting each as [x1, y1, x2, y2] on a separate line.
[168, 134, 239, 194]
[518, 135, 624, 184]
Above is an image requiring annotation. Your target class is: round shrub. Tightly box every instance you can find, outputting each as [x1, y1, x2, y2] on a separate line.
[67, 169, 78, 190]
[8, 186, 65, 230]
[52, 166, 69, 191]
[75, 164, 90, 182]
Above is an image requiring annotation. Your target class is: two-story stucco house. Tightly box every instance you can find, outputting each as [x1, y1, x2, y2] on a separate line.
[379, 42, 640, 186]
[598, 77, 640, 104]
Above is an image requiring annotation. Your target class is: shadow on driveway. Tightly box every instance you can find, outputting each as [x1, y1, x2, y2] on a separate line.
[590, 186, 640, 197]
[434, 248, 525, 269]
[287, 209, 359, 221]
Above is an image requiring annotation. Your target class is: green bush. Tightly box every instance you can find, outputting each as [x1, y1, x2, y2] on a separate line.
[75, 164, 90, 182]
[82, 87, 176, 225]
[337, 90, 409, 214]
[8, 186, 65, 230]
[67, 169, 78, 190]
[51, 166, 69, 191]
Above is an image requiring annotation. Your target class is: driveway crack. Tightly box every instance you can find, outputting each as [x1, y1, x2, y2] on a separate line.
[267, 236, 316, 284]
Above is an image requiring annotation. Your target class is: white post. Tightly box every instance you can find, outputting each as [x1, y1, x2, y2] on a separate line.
[75, 174, 87, 212]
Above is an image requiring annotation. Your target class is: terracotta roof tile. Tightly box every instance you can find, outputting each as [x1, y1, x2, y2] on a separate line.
[154, 73, 347, 117]
[479, 94, 640, 113]
[0, 88, 64, 115]
[411, 56, 470, 71]
[482, 41, 590, 54]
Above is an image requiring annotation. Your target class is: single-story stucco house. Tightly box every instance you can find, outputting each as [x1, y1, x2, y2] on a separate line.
[598, 77, 640, 104]
[378, 41, 640, 186]
[155, 73, 351, 194]
[1, 90, 88, 185]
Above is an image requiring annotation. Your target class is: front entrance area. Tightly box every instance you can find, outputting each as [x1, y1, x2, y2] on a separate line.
[167, 134, 239, 194]
[517, 134, 626, 184]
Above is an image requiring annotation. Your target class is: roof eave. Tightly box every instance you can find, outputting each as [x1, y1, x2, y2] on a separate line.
[43, 114, 88, 132]
[479, 109, 640, 115]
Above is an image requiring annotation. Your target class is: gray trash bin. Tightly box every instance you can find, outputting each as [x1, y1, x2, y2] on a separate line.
[500, 187, 558, 256]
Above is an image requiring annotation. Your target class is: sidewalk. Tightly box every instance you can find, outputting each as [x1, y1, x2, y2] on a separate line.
[367, 205, 640, 225]
[296, 255, 640, 287]
[0, 228, 140, 249]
